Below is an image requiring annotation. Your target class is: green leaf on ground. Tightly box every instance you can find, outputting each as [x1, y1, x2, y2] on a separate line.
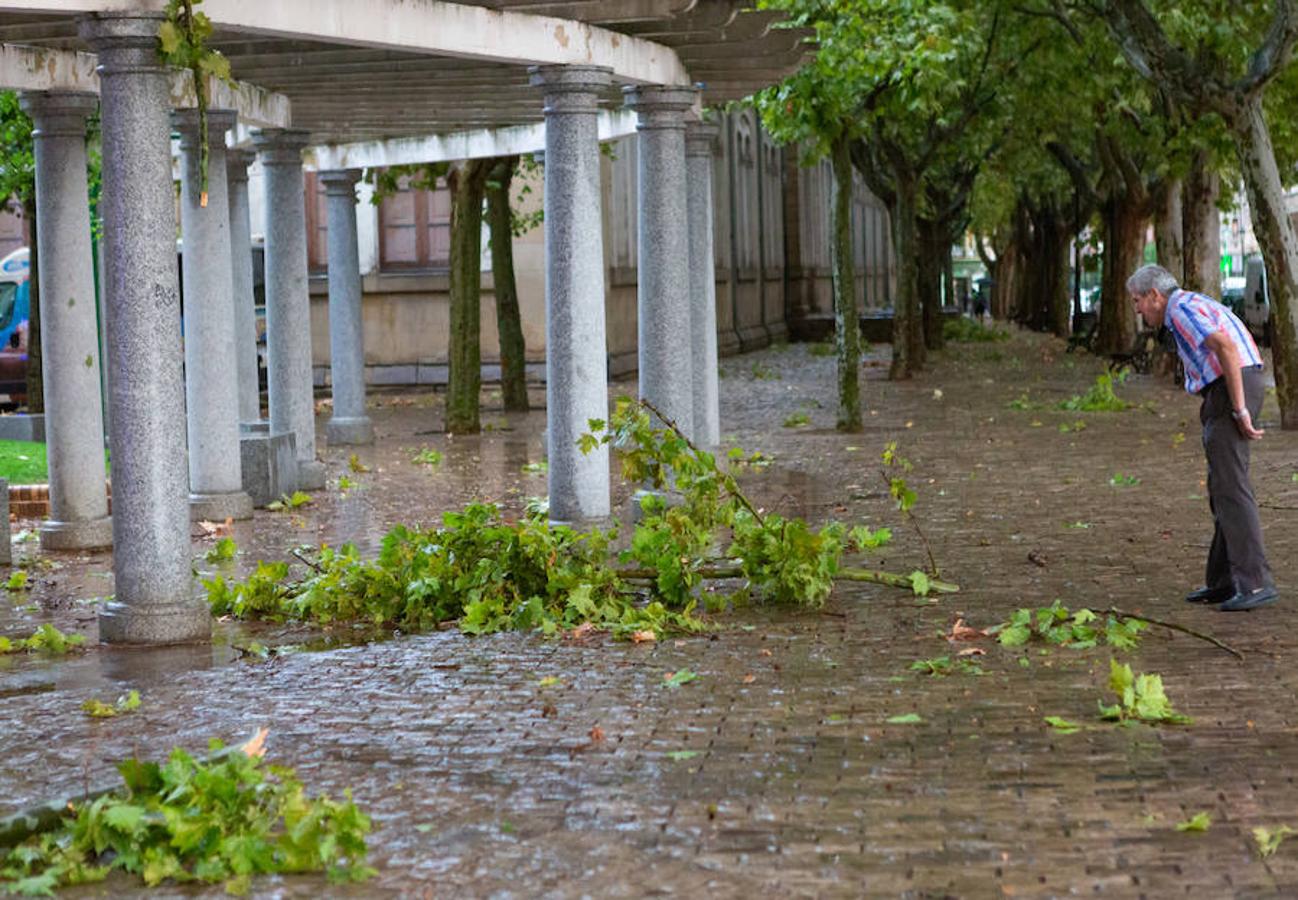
[663, 669, 699, 688]
[205, 537, 237, 563]
[82, 690, 141, 719]
[412, 448, 442, 466]
[1175, 812, 1212, 833]
[1254, 825, 1295, 858]
[1043, 716, 1082, 734]
[886, 713, 924, 725]
[5, 570, 29, 591]
[667, 750, 700, 761]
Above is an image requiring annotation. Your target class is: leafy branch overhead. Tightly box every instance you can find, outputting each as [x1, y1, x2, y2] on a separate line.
[159, 0, 233, 204]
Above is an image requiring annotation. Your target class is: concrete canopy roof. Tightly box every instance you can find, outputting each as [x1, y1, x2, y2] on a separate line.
[0, 1, 810, 144]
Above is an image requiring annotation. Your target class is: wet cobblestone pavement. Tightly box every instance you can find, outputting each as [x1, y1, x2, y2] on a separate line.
[3, 329, 1298, 897]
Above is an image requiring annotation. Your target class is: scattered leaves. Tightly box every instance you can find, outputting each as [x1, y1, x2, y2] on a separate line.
[1098, 659, 1192, 725]
[663, 669, 699, 688]
[1254, 825, 1295, 858]
[412, 448, 443, 467]
[204, 537, 237, 563]
[1175, 812, 1212, 833]
[81, 690, 141, 719]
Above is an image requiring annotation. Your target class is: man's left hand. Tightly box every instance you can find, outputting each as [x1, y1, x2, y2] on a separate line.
[1235, 408, 1265, 440]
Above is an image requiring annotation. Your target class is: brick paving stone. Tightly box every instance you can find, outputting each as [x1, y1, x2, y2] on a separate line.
[1, 331, 1297, 896]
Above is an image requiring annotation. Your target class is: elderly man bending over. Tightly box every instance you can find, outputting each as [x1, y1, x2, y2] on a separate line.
[1127, 264, 1277, 611]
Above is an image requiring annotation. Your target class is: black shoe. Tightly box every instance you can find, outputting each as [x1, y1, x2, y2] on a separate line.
[1219, 586, 1280, 612]
[1185, 585, 1233, 604]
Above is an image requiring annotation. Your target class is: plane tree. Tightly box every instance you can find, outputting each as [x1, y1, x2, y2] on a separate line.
[1096, 0, 1298, 426]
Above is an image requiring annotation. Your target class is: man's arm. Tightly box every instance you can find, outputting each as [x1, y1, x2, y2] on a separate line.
[1203, 330, 1264, 439]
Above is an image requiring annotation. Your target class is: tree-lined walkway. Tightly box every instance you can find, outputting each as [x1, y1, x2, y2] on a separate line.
[2, 330, 1297, 895]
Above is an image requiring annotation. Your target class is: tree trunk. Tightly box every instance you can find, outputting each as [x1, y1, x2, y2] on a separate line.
[22, 196, 41, 413]
[1153, 176, 1184, 281]
[1230, 94, 1298, 427]
[1096, 199, 1144, 356]
[1043, 223, 1072, 338]
[1182, 150, 1221, 298]
[446, 159, 492, 434]
[889, 172, 920, 379]
[829, 136, 862, 430]
[485, 155, 529, 412]
[917, 216, 946, 351]
[992, 244, 1018, 321]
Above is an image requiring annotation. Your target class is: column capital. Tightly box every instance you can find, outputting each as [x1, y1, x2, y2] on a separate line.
[172, 108, 237, 150]
[251, 127, 312, 165]
[77, 12, 169, 77]
[685, 119, 720, 158]
[226, 148, 256, 184]
[319, 169, 363, 197]
[623, 85, 697, 131]
[19, 91, 98, 138]
[530, 65, 612, 115]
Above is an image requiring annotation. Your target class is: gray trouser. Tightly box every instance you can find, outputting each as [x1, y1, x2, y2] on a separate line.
[1200, 366, 1273, 593]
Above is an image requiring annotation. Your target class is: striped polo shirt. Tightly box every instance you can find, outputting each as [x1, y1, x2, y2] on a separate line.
[1164, 289, 1262, 394]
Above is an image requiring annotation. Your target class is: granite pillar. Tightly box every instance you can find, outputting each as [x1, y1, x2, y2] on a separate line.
[529, 65, 612, 522]
[19, 90, 112, 550]
[320, 169, 374, 445]
[79, 12, 208, 643]
[174, 108, 253, 521]
[624, 85, 697, 438]
[226, 147, 261, 426]
[685, 118, 721, 448]
[252, 128, 324, 489]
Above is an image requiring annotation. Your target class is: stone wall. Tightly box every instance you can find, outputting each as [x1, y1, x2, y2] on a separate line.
[303, 108, 895, 384]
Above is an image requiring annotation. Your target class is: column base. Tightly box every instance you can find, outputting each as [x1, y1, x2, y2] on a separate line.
[98, 598, 211, 645]
[240, 428, 297, 506]
[40, 515, 113, 551]
[296, 458, 327, 490]
[326, 415, 375, 446]
[189, 490, 254, 521]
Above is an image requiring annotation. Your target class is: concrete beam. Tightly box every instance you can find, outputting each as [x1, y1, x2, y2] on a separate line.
[307, 108, 638, 171]
[0, 0, 691, 87]
[0, 42, 291, 127]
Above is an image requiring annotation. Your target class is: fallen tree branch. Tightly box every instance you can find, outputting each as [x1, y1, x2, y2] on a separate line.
[0, 729, 266, 850]
[1098, 606, 1244, 661]
[878, 469, 941, 578]
[616, 564, 960, 594]
[637, 396, 767, 529]
[290, 548, 325, 573]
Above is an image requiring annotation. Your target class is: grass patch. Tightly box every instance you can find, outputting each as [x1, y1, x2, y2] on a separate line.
[0, 439, 49, 485]
[944, 316, 1008, 343]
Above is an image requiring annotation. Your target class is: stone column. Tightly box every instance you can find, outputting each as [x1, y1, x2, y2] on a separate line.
[320, 169, 374, 445]
[227, 147, 261, 426]
[685, 118, 721, 448]
[529, 65, 613, 522]
[623, 85, 697, 438]
[79, 12, 207, 643]
[174, 108, 253, 521]
[252, 128, 324, 489]
[19, 91, 112, 551]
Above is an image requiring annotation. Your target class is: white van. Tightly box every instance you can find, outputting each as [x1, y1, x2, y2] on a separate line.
[1241, 255, 1270, 344]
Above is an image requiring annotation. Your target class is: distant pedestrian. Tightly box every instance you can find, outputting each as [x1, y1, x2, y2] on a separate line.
[1127, 264, 1277, 611]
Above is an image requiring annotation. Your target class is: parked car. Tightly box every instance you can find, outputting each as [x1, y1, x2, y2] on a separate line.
[0, 247, 30, 406]
[1241, 255, 1271, 344]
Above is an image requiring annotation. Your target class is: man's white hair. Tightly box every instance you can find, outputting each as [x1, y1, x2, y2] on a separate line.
[1126, 264, 1180, 297]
